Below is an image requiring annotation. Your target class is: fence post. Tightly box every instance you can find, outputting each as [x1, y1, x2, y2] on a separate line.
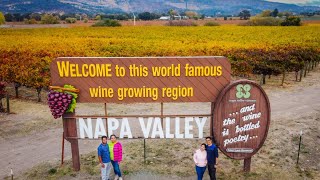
[144, 138, 146, 164]
[6, 94, 10, 114]
[297, 130, 303, 165]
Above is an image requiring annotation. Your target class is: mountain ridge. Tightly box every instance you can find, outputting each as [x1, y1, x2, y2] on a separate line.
[1, 0, 319, 15]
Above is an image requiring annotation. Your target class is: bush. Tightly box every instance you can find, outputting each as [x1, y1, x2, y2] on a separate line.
[65, 17, 77, 24]
[281, 16, 301, 26]
[165, 20, 198, 26]
[92, 19, 121, 27]
[24, 18, 37, 24]
[48, 168, 57, 175]
[204, 21, 220, 26]
[41, 14, 60, 24]
[239, 17, 282, 26]
[95, 15, 101, 20]
[84, 18, 88, 23]
[0, 12, 5, 25]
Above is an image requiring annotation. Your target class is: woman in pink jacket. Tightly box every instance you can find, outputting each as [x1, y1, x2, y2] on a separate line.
[193, 143, 207, 180]
[108, 135, 123, 180]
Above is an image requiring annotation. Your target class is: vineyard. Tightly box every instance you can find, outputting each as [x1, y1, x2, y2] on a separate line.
[0, 25, 319, 102]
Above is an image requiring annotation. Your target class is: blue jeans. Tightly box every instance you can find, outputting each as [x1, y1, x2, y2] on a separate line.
[195, 165, 206, 180]
[111, 160, 122, 177]
[101, 162, 111, 180]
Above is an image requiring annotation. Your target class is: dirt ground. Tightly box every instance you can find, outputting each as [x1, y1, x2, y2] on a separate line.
[0, 66, 319, 179]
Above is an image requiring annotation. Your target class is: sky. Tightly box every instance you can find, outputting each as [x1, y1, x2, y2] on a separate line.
[267, 0, 320, 6]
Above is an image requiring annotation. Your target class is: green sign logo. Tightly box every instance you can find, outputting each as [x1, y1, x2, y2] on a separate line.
[236, 84, 251, 98]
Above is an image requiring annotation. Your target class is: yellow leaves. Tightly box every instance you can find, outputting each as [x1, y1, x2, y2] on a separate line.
[0, 25, 319, 88]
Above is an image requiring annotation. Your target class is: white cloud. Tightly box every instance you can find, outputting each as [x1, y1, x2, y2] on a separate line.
[267, 0, 320, 6]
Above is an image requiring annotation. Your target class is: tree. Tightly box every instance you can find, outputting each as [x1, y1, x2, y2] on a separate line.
[260, 10, 271, 17]
[92, 19, 121, 27]
[0, 12, 5, 25]
[4, 13, 13, 22]
[41, 14, 60, 24]
[13, 13, 23, 22]
[24, 18, 37, 24]
[277, 12, 284, 18]
[30, 13, 41, 21]
[271, 8, 279, 17]
[0, 82, 6, 112]
[239, 10, 251, 20]
[65, 18, 77, 24]
[282, 11, 293, 17]
[185, 11, 198, 19]
[168, 9, 177, 20]
[138, 12, 159, 21]
[200, 14, 205, 20]
[95, 15, 101, 20]
[281, 16, 301, 26]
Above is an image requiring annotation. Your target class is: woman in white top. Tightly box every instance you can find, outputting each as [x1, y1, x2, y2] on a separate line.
[193, 143, 207, 180]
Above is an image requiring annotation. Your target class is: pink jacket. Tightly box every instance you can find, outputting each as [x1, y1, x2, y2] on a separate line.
[113, 142, 123, 162]
[193, 149, 207, 167]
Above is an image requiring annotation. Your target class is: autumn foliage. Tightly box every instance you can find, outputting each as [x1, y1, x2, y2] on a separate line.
[0, 26, 319, 101]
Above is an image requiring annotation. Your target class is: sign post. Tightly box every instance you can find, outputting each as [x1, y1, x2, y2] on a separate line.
[62, 112, 80, 171]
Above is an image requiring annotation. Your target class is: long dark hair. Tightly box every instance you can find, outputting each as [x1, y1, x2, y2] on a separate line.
[201, 143, 207, 150]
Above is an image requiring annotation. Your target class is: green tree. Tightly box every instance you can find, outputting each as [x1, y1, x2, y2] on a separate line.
[277, 12, 284, 18]
[95, 15, 101, 20]
[13, 13, 23, 21]
[271, 8, 279, 17]
[30, 13, 41, 21]
[4, 13, 13, 22]
[65, 17, 77, 23]
[281, 16, 301, 26]
[92, 19, 121, 27]
[41, 14, 60, 24]
[239, 10, 251, 20]
[0, 12, 5, 25]
[168, 9, 177, 20]
[138, 12, 155, 20]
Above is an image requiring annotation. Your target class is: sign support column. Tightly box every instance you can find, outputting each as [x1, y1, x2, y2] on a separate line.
[63, 112, 80, 171]
[244, 157, 251, 172]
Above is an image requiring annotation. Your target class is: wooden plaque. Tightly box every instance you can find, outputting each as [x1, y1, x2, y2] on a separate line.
[50, 57, 231, 103]
[213, 80, 271, 159]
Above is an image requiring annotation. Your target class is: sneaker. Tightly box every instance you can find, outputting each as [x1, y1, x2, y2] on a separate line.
[114, 175, 119, 180]
[119, 177, 123, 180]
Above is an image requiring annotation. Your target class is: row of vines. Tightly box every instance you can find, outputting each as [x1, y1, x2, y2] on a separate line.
[0, 26, 319, 104]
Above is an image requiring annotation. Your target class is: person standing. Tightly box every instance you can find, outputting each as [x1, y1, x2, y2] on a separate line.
[193, 143, 207, 180]
[98, 135, 112, 180]
[108, 134, 123, 180]
[206, 136, 219, 180]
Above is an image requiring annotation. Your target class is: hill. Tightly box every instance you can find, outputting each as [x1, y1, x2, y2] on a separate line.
[0, 0, 319, 15]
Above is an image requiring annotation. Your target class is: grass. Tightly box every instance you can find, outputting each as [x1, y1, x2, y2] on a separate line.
[11, 138, 319, 180]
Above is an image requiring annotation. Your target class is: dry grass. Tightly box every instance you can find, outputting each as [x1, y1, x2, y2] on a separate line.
[12, 130, 319, 180]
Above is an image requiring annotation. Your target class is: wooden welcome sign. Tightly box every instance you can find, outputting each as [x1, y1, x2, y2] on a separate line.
[49, 57, 270, 172]
[213, 80, 271, 171]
